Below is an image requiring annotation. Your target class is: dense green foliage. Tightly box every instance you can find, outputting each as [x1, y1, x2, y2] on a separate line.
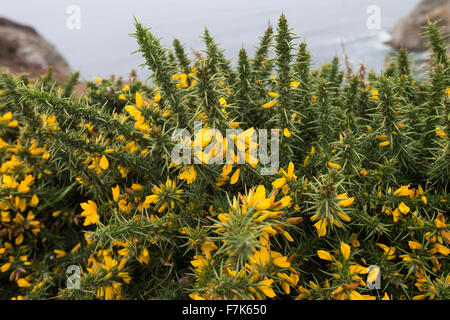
[0, 15, 448, 300]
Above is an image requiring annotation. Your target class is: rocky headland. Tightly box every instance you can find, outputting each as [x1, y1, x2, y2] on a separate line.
[0, 17, 70, 80]
[389, 0, 450, 53]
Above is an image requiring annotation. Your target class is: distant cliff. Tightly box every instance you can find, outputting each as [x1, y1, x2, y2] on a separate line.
[0, 17, 70, 79]
[389, 0, 450, 53]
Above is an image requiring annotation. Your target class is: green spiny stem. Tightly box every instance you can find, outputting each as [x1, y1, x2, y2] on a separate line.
[133, 19, 187, 127]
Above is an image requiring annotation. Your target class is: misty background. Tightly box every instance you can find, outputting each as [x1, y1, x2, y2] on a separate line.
[1, 0, 421, 80]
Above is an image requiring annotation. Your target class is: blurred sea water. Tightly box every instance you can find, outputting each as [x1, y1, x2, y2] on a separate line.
[1, 0, 421, 80]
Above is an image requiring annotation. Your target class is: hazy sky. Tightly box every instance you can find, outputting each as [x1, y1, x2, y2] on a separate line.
[1, 0, 421, 79]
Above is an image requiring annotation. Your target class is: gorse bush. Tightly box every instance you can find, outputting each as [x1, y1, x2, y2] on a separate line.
[0, 14, 449, 300]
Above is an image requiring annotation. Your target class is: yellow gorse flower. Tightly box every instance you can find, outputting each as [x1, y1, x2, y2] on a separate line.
[144, 178, 183, 213]
[328, 161, 341, 169]
[263, 100, 278, 109]
[178, 165, 197, 184]
[340, 242, 350, 260]
[337, 193, 355, 208]
[272, 162, 296, 189]
[80, 200, 99, 226]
